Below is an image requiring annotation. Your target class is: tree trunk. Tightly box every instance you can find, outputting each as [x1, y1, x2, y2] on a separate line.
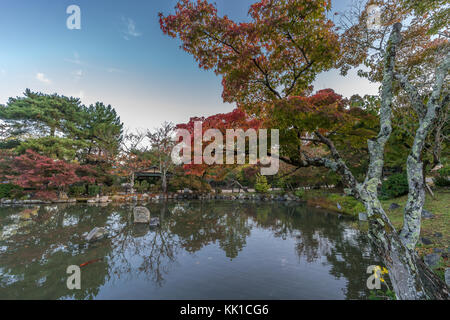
[130, 172, 135, 194]
[162, 171, 167, 194]
[400, 51, 450, 249]
[359, 189, 449, 299]
[326, 24, 449, 299]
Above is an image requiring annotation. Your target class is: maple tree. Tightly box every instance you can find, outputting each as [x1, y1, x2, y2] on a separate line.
[161, 0, 449, 299]
[160, 0, 339, 114]
[336, 0, 449, 299]
[175, 108, 262, 179]
[147, 122, 177, 194]
[1, 149, 95, 200]
[113, 130, 152, 193]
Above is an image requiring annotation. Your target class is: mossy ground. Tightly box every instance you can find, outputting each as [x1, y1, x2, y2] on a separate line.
[380, 189, 449, 272]
[302, 189, 365, 218]
[302, 188, 449, 272]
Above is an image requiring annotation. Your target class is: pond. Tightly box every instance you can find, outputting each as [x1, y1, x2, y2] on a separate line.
[0, 201, 380, 299]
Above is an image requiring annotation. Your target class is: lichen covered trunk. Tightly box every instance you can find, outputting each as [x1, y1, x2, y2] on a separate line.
[359, 189, 449, 299]
[400, 155, 425, 250]
[400, 52, 450, 249]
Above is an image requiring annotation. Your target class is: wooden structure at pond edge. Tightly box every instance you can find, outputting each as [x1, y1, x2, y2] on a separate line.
[135, 166, 172, 182]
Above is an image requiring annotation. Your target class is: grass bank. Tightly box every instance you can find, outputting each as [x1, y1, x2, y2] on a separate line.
[302, 188, 449, 273]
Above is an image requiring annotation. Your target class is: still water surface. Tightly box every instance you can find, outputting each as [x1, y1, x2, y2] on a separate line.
[0, 201, 380, 299]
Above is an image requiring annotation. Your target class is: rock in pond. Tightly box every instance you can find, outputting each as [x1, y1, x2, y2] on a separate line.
[421, 209, 434, 219]
[149, 217, 160, 227]
[133, 206, 150, 224]
[86, 227, 108, 242]
[424, 253, 441, 268]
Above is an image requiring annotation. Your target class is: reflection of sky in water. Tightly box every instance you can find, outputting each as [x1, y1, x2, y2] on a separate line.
[0, 202, 381, 299]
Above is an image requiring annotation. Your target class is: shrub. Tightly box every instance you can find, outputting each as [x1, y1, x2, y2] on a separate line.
[380, 173, 409, 200]
[140, 180, 149, 193]
[255, 174, 271, 193]
[0, 183, 24, 199]
[434, 166, 450, 187]
[104, 185, 121, 195]
[294, 189, 305, 198]
[87, 184, 101, 197]
[69, 185, 85, 197]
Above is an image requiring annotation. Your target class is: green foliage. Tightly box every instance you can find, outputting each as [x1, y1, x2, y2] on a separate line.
[368, 289, 397, 300]
[0, 183, 24, 199]
[327, 193, 366, 217]
[0, 90, 123, 167]
[87, 184, 100, 197]
[434, 176, 450, 187]
[294, 189, 305, 198]
[15, 136, 87, 160]
[102, 185, 121, 195]
[0, 139, 20, 150]
[254, 174, 271, 194]
[434, 165, 450, 187]
[69, 185, 85, 197]
[134, 180, 149, 193]
[140, 180, 149, 193]
[0, 89, 84, 137]
[80, 102, 123, 159]
[380, 173, 409, 200]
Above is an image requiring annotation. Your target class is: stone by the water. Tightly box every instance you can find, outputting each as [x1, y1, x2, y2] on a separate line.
[133, 206, 150, 223]
[424, 253, 441, 268]
[421, 209, 434, 219]
[172, 205, 186, 214]
[149, 217, 160, 227]
[86, 227, 108, 242]
[389, 203, 400, 210]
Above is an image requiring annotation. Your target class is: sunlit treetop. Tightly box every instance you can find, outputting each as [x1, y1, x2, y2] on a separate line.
[337, 0, 449, 85]
[160, 0, 340, 114]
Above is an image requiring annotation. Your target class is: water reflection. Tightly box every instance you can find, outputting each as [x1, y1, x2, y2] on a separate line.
[0, 201, 380, 299]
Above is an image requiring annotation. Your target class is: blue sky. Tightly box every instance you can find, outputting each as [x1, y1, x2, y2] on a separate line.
[0, 0, 377, 130]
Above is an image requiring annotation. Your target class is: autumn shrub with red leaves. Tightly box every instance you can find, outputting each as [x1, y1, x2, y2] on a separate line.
[0, 149, 95, 200]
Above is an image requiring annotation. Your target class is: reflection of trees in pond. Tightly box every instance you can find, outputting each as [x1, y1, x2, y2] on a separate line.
[0, 204, 117, 299]
[242, 202, 379, 300]
[107, 202, 179, 287]
[0, 201, 380, 299]
[169, 202, 251, 259]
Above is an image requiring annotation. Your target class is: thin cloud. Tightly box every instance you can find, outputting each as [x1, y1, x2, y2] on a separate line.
[72, 69, 83, 81]
[65, 52, 84, 65]
[122, 17, 142, 40]
[36, 73, 51, 84]
[106, 67, 124, 74]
